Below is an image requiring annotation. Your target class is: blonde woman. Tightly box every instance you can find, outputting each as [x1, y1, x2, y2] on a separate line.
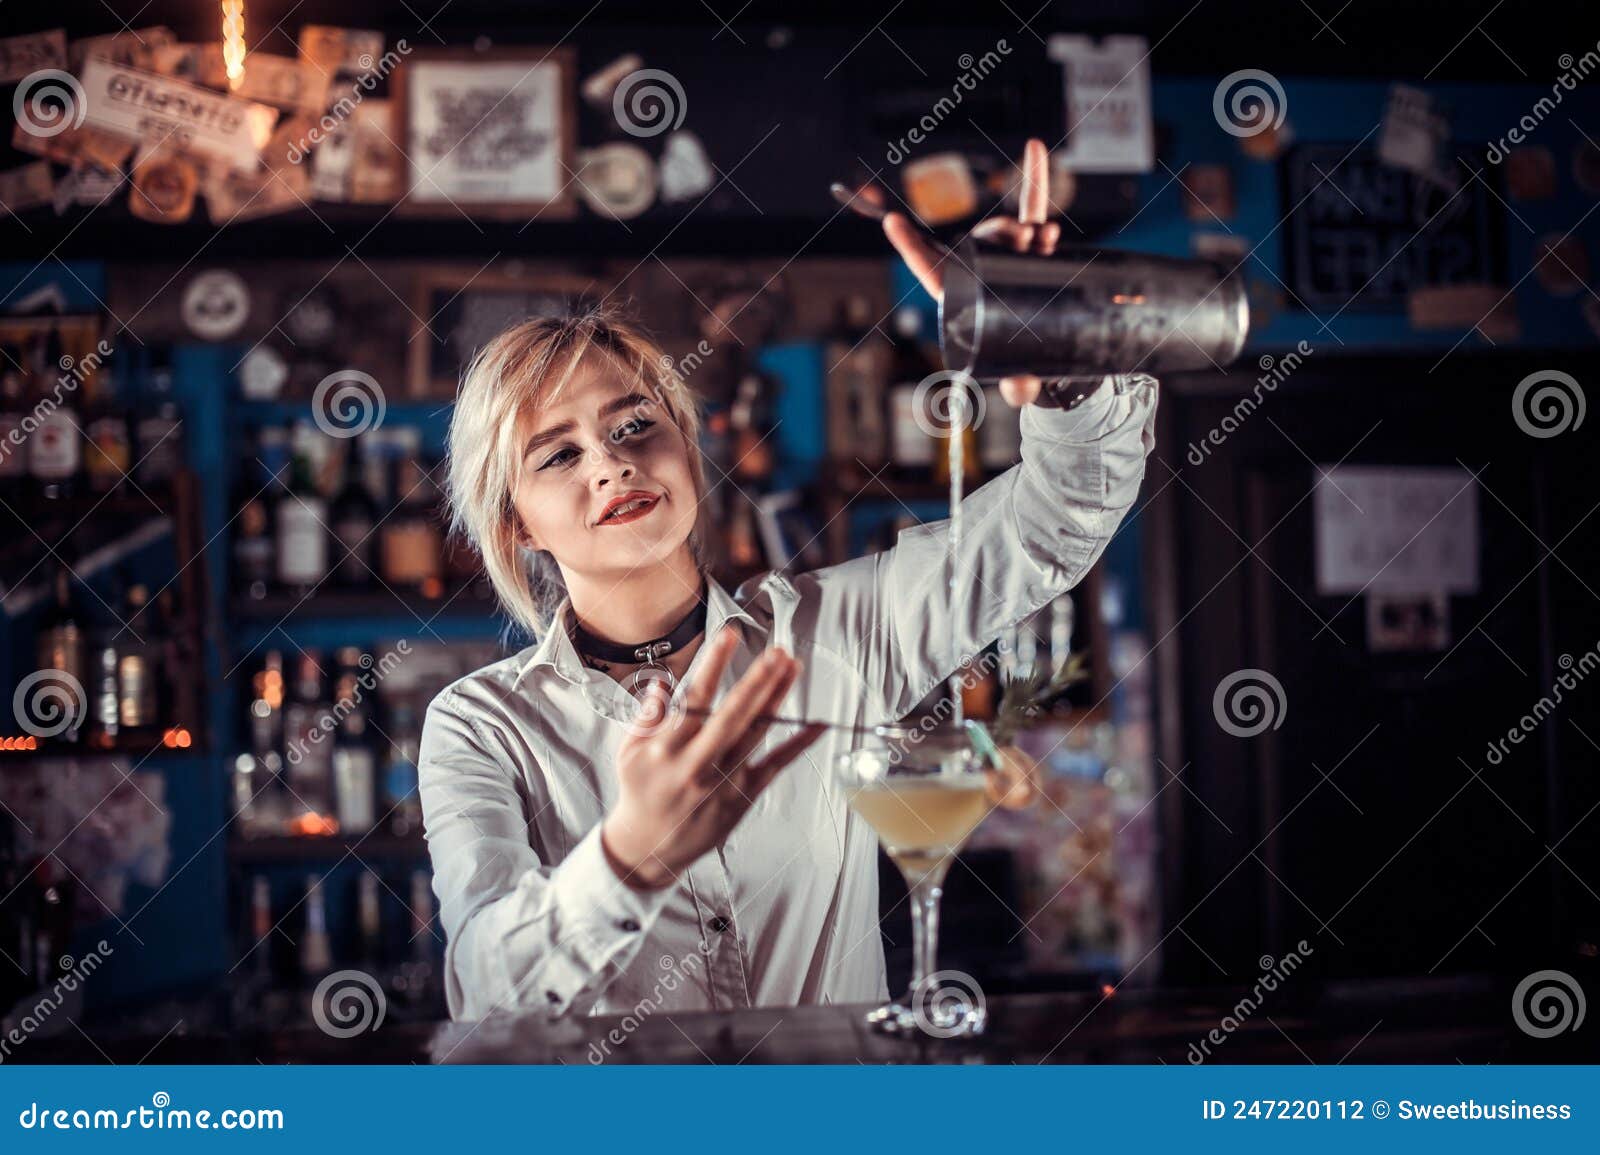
[421, 140, 1159, 1021]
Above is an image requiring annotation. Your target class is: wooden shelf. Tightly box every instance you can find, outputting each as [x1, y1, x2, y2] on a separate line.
[0, 736, 205, 765]
[231, 585, 499, 621]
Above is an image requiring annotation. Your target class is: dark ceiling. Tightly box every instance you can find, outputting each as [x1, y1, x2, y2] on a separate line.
[3, 0, 1591, 82]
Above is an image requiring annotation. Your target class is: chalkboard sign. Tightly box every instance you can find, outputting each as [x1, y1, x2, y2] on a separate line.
[407, 271, 593, 395]
[1283, 144, 1506, 311]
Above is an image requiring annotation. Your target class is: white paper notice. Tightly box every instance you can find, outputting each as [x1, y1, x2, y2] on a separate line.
[1047, 34, 1154, 173]
[1314, 465, 1479, 595]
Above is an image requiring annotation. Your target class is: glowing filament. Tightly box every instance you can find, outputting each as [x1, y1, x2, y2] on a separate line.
[221, 0, 247, 90]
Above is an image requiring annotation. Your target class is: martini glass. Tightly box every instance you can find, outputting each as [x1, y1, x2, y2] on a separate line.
[837, 719, 997, 1037]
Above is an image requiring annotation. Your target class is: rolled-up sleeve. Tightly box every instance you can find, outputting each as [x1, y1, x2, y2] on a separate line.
[800, 373, 1158, 719]
[418, 689, 672, 1020]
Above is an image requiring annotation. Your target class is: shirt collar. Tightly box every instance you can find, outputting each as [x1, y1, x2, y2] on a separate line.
[513, 573, 758, 688]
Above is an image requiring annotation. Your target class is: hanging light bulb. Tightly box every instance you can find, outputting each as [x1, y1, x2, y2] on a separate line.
[221, 0, 247, 90]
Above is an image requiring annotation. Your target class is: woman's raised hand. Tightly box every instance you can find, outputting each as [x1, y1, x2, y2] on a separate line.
[601, 625, 827, 890]
[881, 136, 1061, 408]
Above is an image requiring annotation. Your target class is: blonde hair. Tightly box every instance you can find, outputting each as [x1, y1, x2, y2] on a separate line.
[446, 303, 710, 636]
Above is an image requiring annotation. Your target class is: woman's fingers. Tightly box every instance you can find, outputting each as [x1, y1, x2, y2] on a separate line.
[1038, 220, 1062, 255]
[715, 657, 802, 777]
[743, 722, 829, 793]
[999, 375, 1044, 406]
[971, 217, 1035, 252]
[1019, 137, 1050, 225]
[669, 624, 740, 744]
[686, 648, 795, 768]
[883, 212, 945, 300]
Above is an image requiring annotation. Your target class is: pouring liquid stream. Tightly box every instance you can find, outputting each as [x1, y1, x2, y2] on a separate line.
[946, 382, 968, 727]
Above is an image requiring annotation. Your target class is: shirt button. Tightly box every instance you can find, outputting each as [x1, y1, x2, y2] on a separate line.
[617, 917, 641, 933]
[708, 915, 731, 933]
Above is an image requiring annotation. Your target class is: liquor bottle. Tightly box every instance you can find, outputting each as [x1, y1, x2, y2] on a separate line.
[382, 700, 423, 837]
[0, 811, 32, 1012]
[886, 307, 937, 471]
[242, 651, 286, 834]
[332, 648, 377, 835]
[357, 871, 382, 969]
[233, 487, 274, 601]
[329, 438, 378, 587]
[728, 371, 775, 482]
[133, 347, 184, 487]
[395, 868, 437, 1004]
[0, 346, 29, 497]
[409, 869, 434, 961]
[824, 294, 889, 468]
[282, 650, 335, 828]
[379, 430, 442, 595]
[276, 421, 329, 595]
[90, 632, 121, 749]
[299, 875, 332, 978]
[35, 567, 86, 743]
[977, 383, 1023, 470]
[249, 876, 274, 981]
[87, 571, 124, 750]
[28, 331, 82, 500]
[115, 584, 162, 742]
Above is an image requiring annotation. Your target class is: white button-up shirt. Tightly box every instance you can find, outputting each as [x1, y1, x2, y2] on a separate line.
[419, 374, 1158, 1021]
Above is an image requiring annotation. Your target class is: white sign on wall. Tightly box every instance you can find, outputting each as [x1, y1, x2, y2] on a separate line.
[79, 57, 276, 175]
[1314, 465, 1479, 595]
[1047, 34, 1154, 173]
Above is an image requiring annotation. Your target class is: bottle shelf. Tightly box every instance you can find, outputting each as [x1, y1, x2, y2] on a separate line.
[227, 834, 429, 864]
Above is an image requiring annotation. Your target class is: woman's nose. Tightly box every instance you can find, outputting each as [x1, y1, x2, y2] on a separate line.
[585, 441, 634, 488]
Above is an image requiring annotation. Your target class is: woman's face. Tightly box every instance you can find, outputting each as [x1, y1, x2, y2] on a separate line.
[510, 356, 700, 581]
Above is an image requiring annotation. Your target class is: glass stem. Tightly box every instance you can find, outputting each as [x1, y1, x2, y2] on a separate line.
[907, 874, 943, 998]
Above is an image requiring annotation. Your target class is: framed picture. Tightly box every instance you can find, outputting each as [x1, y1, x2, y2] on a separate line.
[407, 265, 598, 396]
[395, 46, 577, 219]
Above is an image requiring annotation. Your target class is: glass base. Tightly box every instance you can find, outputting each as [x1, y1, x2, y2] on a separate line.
[864, 995, 988, 1039]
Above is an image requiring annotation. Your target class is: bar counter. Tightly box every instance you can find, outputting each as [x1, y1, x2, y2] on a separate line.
[18, 977, 1595, 1064]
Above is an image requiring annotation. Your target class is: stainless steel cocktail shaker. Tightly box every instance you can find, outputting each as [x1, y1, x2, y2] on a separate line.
[938, 238, 1250, 381]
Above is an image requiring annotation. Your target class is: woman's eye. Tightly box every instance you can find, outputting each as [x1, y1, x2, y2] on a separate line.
[539, 446, 579, 470]
[612, 417, 654, 441]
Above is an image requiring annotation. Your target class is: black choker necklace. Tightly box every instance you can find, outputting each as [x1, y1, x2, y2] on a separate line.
[571, 595, 708, 690]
